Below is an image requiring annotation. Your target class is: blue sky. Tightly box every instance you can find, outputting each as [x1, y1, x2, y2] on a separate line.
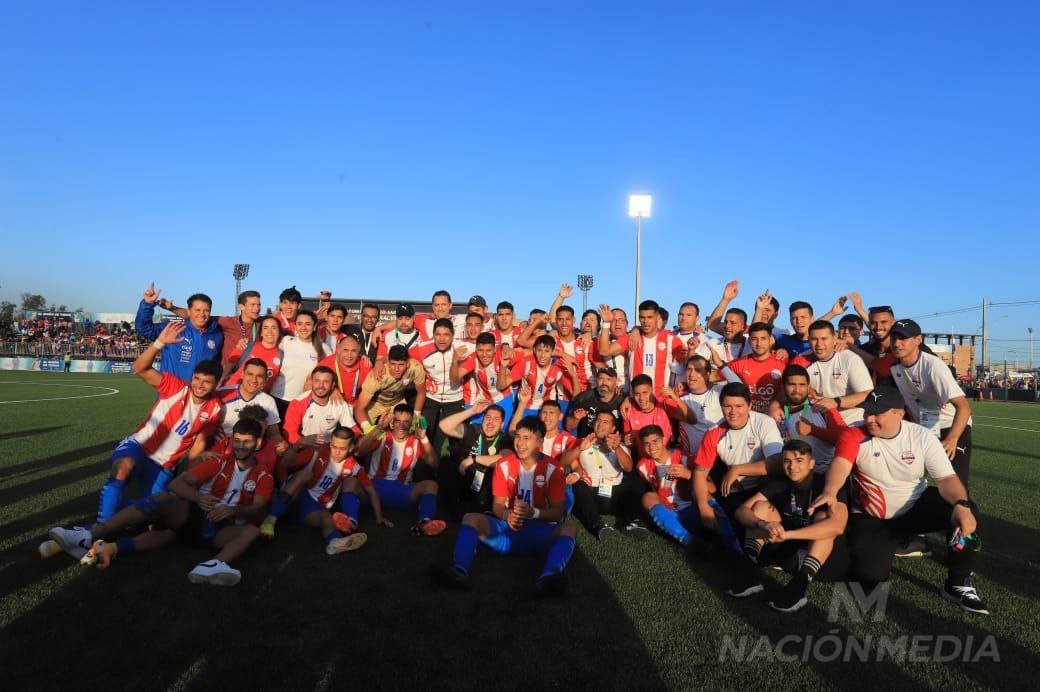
[2, 2, 1037, 362]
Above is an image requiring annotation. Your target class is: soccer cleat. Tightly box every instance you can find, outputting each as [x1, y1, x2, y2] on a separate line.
[593, 523, 616, 541]
[411, 519, 447, 537]
[326, 532, 368, 555]
[532, 571, 568, 598]
[768, 579, 809, 613]
[188, 560, 242, 586]
[726, 564, 764, 598]
[259, 516, 277, 539]
[894, 534, 931, 558]
[48, 526, 92, 560]
[332, 512, 357, 534]
[620, 519, 651, 541]
[942, 575, 990, 615]
[430, 564, 471, 591]
[82, 540, 117, 568]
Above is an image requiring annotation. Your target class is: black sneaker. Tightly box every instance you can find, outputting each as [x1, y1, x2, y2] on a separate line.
[726, 562, 764, 598]
[942, 575, 990, 615]
[532, 571, 568, 597]
[620, 519, 651, 541]
[593, 523, 616, 541]
[894, 534, 931, 558]
[430, 564, 471, 591]
[768, 577, 809, 613]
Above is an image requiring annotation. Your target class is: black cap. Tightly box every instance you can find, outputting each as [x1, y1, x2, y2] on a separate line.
[597, 366, 618, 378]
[889, 319, 921, 338]
[396, 304, 414, 318]
[860, 386, 906, 415]
[467, 295, 487, 308]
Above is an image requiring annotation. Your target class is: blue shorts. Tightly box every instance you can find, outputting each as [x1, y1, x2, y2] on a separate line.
[290, 491, 329, 523]
[368, 478, 416, 511]
[677, 504, 701, 529]
[111, 438, 169, 496]
[480, 516, 558, 555]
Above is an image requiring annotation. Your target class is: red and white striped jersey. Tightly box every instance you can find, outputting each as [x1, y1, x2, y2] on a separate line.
[410, 341, 464, 403]
[367, 435, 424, 483]
[301, 445, 372, 508]
[189, 455, 273, 524]
[509, 357, 573, 407]
[491, 325, 524, 347]
[554, 335, 598, 392]
[460, 350, 511, 405]
[636, 449, 694, 510]
[541, 430, 577, 460]
[834, 423, 955, 519]
[377, 328, 422, 358]
[493, 453, 565, 511]
[129, 372, 223, 470]
[616, 331, 686, 394]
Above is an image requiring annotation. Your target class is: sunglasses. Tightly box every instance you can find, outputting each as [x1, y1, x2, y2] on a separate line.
[868, 305, 894, 315]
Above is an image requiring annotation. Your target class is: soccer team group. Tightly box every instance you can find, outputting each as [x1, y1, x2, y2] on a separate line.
[41, 279, 989, 615]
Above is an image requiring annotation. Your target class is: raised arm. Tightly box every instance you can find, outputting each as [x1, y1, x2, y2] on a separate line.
[132, 321, 185, 389]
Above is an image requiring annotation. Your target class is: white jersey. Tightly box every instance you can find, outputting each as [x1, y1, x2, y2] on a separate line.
[892, 352, 971, 435]
[298, 398, 357, 438]
[669, 333, 721, 387]
[677, 387, 724, 454]
[272, 336, 330, 399]
[575, 445, 627, 488]
[411, 340, 466, 404]
[693, 411, 784, 490]
[837, 422, 956, 519]
[799, 350, 872, 424]
[217, 387, 281, 438]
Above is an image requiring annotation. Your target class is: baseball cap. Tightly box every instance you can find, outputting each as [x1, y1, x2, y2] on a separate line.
[889, 319, 921, 338]
[467, 295, 487, 308]
[860, 386, 906, 415]
[396, 304, 415, 318]
[597, 366, 618, 378]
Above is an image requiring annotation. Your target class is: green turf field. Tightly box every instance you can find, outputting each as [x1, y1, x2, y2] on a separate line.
[1, 371, 1037, 690]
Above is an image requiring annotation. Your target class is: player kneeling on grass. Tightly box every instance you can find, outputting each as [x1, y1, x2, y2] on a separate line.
[354, 404, 446, 536]
[432, 416, 579, 596]
[45, 419, 272, 586]
[726, 440, 850, 613]
[260, 426, 389, 554]
[637, 425, 741, 553]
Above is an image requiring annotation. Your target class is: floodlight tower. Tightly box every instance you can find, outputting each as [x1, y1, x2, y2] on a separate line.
[628, 194, 652, 317]
[233, 263, 250, 313]
[577, 274, 594, 313]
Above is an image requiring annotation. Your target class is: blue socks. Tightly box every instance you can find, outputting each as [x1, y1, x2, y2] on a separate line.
[339, 493, 361, 524]
[539, 535, 576, 579]
[97, 477, 125, 523]
[115, 537, 136, 556]
[708, 498, 742, 555]
[419, 493, 437, 523]
[650, 504, 694, 546]
[453, 525, 480, 574]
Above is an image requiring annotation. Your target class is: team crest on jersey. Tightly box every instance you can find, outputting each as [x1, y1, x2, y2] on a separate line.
[746, 439, 756, 451]
[657, 342, 667, 350]
[832, 369, 844, 380]
[324, 415, 335, 424]
[244, 480, 256, 492]
[534, 474, 546, 486]
[273, 357, 282, 366]
[199, 412, 210, 421]
[900, 450, 916, 464]
[405, 447, 413, 458]
[770, 369, 782, 379]
[207, 339, 217, 349]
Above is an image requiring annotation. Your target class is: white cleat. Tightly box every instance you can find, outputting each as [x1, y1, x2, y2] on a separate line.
[48, 526, 92, 560]
[188, 560, 241, 586]
[326, 533, 368, 555]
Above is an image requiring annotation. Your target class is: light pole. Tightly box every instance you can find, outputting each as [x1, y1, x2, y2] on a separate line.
[233, 264, 250, 313]
[628, 194, 652, 317]
[577, 274, 594, 313]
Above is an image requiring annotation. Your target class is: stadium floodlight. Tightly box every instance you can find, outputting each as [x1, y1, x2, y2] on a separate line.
[628, 194, 652, 316]
[577, 274, 594, 313]
[233, 263, 250, 313]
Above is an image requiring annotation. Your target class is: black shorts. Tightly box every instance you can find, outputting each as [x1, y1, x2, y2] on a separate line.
[174, 504, 225, 548]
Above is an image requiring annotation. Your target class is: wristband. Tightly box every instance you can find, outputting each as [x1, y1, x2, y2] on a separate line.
[532, 508, 541, 520]
[151, 339, 164, 350]
[833, 397, 842, 410]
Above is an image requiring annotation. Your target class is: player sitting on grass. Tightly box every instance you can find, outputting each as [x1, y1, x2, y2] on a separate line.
[636, 425, 740, 552]
[95, 321, 224, 526]
[726, 439, 850, 613]
[259, 425, 389, 554]
[45, 419, 271, 586]
[432, 416, 578, 596]
[353, 404, 446, 536]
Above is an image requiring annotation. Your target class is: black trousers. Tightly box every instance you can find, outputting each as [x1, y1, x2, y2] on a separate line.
[761, 535, 851, 582]
[419, 397, 466, 489]
[570, 472, 648, 533]
[941, 425, 972, 487]
[847, 487, 977, 584]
